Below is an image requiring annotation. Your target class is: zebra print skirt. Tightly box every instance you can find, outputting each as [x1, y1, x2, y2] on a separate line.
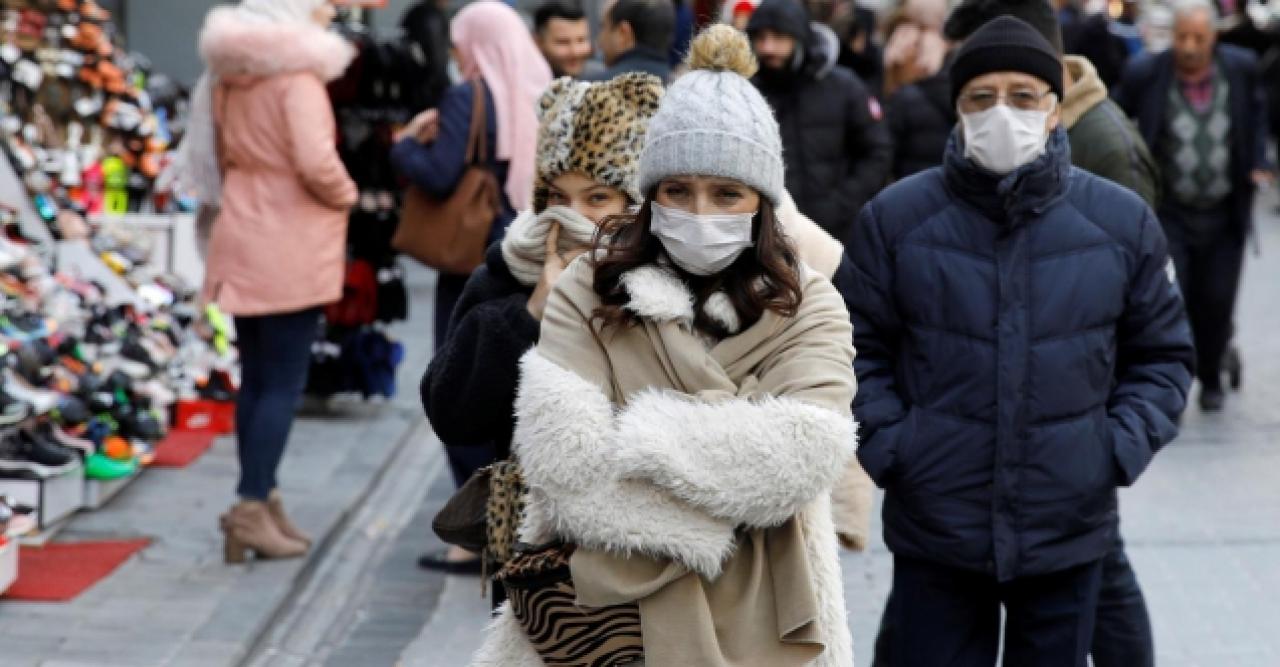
[498, 543, 644, 666]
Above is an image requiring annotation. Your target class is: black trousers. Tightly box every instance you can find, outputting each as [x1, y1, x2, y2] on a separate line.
[434, 271, 498, 489]
[876, 556, 1104, 667]
[1161, 206, 1246, 390]
[1090, 540, 1154, 667]
[874, 542, 1151, 667]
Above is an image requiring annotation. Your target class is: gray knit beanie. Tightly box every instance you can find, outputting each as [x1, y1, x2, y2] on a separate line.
[639, 25, 785, 206]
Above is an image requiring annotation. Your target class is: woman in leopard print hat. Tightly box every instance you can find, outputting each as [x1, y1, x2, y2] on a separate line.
[418, 72, 664, 580]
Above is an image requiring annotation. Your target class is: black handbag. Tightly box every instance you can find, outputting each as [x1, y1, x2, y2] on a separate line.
[431, 461, 525, 563]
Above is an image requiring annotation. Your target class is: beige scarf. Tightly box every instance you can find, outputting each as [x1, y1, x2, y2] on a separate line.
[515, 257, 858, 666]
[500, 206, 599, 286]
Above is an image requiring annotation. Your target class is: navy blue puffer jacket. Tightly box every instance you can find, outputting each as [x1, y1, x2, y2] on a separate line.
[847, 127, 1193, 581]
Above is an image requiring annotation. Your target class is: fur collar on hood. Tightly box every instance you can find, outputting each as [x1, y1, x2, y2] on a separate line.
[199, 7, 354, 82]
[617, 259, 816, 336]
[1062, 55, 1109, 130]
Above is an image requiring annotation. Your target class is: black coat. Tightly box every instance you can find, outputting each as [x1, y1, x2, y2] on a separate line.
[420, 243, 539, 455]
[586, 46, 672, 84]
[1112, 44, 1269, 233]
[884, 64, 955, 180]
[846, 128, 1193, 580]
[751, 9, 891, 245]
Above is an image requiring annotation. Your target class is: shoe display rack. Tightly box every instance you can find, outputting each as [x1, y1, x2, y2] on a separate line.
[1, 493, 34, 591]
[0, 3, 236, 547]
[0, 531, 16, 594]
[80, 454, 135, 510]
[0, 454, 83, 540]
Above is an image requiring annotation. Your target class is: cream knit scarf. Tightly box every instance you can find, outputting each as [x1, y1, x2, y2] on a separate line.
[500, 206, 598, 286]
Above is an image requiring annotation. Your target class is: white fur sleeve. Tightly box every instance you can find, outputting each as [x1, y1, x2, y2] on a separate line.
[614, 389, 858, 528]
[514, 350, 738, 578]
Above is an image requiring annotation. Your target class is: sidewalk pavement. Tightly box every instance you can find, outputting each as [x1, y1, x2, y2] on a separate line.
[0, 265, 439, 667]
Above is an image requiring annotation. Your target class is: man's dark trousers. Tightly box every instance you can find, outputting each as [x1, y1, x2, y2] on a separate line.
[1162, 206, 1245, 391]
[1090, 538, 1155, 667]
[873, 538, 1151, 667]
[882, 556, 1104, 667]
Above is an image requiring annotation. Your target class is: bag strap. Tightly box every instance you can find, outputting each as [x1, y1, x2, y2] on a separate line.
[464, 81, 489, 167]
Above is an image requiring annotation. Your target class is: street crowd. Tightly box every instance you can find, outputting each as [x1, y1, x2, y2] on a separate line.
[189, 0, 1272, 664]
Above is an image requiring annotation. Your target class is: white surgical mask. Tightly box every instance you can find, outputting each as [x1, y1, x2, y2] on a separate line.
[961, 103, 1053, 175]
[650, 202, 755, 276]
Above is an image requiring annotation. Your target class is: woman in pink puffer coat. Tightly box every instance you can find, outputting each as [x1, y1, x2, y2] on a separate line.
[193, 0, 356, 563]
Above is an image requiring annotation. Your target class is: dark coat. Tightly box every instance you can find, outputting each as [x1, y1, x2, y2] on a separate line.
[420, 242, 539, 454]
[587, 46, 672, 84]
[846, 127, 1193, 581]
[1062, 11, 1130, 89]
[1112, 45, 1269, 233]
[389, 80, 515, 244]
[1068, 97, 1161, 208]
[885, 63, 955, 180]
[750, 3, 891, 245]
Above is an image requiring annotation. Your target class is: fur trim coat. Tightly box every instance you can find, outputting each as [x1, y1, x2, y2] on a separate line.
[197, 7, 358, 316]
[472, 257, 858, 666]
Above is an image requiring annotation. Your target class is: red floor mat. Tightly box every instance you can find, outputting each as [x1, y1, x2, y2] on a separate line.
[3, 539, 150, 602]
[151, 430, 218, 468]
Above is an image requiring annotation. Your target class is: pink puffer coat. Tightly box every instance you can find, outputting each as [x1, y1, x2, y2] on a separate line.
[199, 7, 358, 316]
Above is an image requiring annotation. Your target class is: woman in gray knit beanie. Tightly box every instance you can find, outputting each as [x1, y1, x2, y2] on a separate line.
[470, 25, 855, 667]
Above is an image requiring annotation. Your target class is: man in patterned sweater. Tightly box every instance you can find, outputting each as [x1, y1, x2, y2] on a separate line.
[1114, 0, 1273, 411]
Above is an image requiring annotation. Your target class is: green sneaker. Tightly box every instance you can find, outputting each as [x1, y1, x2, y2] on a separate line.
[85, 452, 137, 480]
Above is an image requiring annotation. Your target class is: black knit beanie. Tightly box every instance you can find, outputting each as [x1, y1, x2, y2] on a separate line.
[950, 15, 1064, 107]
[746, 0, 811, 43]
[944, 0, 1064, 53]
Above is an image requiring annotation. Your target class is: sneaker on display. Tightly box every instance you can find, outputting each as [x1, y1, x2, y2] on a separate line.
[0, 388, 29, 426]
[0, 429, 76, 478]
[84, 451, 135, 480]
[2, 369, 60, 414]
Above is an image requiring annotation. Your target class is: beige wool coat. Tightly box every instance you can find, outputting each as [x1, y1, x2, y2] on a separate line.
[472, 254, 858, 666]
[778, 194, 877, 551]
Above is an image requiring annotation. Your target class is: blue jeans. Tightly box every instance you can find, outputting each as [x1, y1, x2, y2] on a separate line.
[234, 308, 321, 500]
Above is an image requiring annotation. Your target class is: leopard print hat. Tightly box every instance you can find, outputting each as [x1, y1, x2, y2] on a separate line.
[532, 73, 665, 213]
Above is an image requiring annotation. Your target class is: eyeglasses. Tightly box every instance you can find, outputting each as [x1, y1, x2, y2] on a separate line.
[958, 88, 1057, 113]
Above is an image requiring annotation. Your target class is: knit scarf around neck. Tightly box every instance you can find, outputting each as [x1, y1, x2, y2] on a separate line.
[501, 206, 599, 286]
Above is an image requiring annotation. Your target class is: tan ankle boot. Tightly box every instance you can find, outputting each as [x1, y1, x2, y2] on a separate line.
[221, 500, 307, 563]
[267, 490, 312, 548]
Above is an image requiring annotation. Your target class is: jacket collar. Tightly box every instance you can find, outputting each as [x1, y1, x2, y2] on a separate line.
[1062, 56, 1109, 130]
[609, 47, 672, 80]
[943, 125, 1073, 225]
[200, 7, 355, 83]
[618, 261, 743, 334]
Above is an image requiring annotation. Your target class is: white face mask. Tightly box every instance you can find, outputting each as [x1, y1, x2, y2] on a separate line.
[961, 103, 1053, 175]
[650, 202, 755, 276]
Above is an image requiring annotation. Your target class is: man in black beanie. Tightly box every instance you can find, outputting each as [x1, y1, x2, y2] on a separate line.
[847, 15, 1193, 666]
[943, 0, 1159, 207]
[878, 5, 1163, 667]
[746, 0, 891, 245]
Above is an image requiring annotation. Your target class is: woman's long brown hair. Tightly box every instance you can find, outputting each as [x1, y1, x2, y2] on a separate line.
[591, 190, 803, 337]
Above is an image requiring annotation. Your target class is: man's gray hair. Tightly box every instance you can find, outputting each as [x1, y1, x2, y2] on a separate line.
[1171, 0, 1220, 24]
